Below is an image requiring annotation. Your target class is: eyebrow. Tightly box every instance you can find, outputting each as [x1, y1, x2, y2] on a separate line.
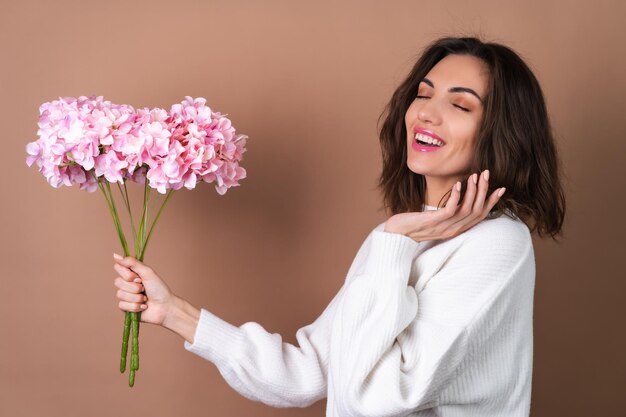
[420, 78, 484, 104]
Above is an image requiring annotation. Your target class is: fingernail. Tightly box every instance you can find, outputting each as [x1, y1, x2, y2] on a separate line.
[140, 304, 147, 309]
[472, 174, 477, 184]
[483, 170, 490, 181]
[113, 253, 123, 260]
[456, 181, 461, 192]
[497, 187, 506, 197]
[134, 278, 141, 283]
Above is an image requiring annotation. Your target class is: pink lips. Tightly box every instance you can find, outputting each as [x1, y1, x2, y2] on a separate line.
[411, 127, 446, 153]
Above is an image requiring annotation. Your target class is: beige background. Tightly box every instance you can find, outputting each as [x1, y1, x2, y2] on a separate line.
[1, 0, 624, 416]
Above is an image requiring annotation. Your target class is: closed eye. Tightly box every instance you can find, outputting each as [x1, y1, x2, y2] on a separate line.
[416, 96, 470, 112]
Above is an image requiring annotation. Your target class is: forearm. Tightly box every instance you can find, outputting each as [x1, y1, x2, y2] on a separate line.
[163, 295, 201, 344]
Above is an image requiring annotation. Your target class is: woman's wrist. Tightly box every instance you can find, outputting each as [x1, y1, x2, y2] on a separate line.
[383, 220, 409, 236]
[162, 295, 201, 344]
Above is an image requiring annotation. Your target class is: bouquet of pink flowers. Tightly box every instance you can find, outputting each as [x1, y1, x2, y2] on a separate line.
[25, 95, 248, 387]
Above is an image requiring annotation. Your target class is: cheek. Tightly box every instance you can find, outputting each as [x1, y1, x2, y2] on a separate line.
[404, 109, 414, 129]
[404, 105, 420, 137]
[405, 102, 419, 121]
[453, 117, 480, 150]
[454, 137, 476, 164]
[449, 125, 479, 169]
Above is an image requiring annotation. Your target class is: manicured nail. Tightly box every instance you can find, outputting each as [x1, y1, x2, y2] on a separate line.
[497, 187, 506, 197]
[113, 253, 123, 260]
[456, 181, 461, 192]
[140, 304, 147, 309]
[483, 170, 490, 181]
[472, 173, 478, 184]
[134, 278, 141, 283]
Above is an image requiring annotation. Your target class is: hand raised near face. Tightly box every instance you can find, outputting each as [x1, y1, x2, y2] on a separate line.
[384, 170, 506, 243]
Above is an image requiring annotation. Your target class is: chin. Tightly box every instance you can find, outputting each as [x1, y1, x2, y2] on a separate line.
[406, 159, 428, 176]
[406, 164, 418, 174]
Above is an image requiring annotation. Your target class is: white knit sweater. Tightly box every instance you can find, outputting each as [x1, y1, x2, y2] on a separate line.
[184, 205, 535, 416]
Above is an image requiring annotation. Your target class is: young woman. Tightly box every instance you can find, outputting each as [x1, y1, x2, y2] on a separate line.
[113, 37, 566, 416]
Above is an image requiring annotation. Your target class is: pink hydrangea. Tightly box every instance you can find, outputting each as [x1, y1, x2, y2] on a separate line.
[26, 95, 248, 195]
[26, 96, 136, 189]
[164, 96, 248, 195]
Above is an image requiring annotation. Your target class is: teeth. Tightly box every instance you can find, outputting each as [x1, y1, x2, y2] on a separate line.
[414, 133, 444, 147]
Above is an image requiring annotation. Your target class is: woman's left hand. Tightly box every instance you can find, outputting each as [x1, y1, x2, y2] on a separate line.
[384, 170, 505, 243]
[113, 255, 176, 326]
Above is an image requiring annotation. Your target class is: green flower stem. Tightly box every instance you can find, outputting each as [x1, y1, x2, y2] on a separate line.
[98, 180, 129, 255]
[92, 172, 138, 387]
[136, 310, 141, 371]
[93, 174, 129, 257]
[104, 181, 129, 256]
[142, 184, 151, 253]
[100, 185, 123, 249]
[117, 180, 137, 245]
[131, 312, 139, 372]
[136, 178, 150, 259]
[91, 172, 170, 388]
[139, 189, 174, 261]
[126, 178, 151, 387]
[92, 173, 133, 379]
[120, 311, 131, 373]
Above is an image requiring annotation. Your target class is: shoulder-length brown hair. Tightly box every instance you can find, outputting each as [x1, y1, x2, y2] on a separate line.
[377, 36, 566, 241]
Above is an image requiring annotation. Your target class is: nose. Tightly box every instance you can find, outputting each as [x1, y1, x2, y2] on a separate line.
[417, 100, 442, 125]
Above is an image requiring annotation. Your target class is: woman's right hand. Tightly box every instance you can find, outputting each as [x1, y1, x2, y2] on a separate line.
[113, 254, 175, 326]
[384, 169, 506, 242]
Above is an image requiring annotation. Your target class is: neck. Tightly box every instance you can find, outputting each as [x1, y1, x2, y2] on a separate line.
[424, 176, 459, 207]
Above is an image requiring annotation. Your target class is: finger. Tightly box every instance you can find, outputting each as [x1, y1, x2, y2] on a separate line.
[114, 277, 144, 294]
[445, 173, 478, 231]
[113, 254, 154, 277]
[118, 300, 147, 313]
[444, 172, 484, 235]
[485, 187, 506, 210]
[442, 181, 462, 218]
[459, 187, 506, 233]
[458, 172, 478, 219]
[114, 263, 139, 282]
[472, 170, 490, 214]
[481, 187, 505, 216]
[117, 289, 148, 304]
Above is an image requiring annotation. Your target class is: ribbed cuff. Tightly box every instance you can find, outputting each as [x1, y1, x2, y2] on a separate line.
[183, 308, 244, 367]
[363, 230, 421, 281]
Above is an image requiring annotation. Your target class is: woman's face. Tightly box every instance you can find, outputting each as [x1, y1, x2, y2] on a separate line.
[405, 54, 489, 195]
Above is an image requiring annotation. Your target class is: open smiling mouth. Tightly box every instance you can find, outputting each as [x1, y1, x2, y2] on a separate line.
[414, 132, 445, 147]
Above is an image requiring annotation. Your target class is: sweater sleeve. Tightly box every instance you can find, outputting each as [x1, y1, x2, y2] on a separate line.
[182, 225, 379, 408]
[331, 221, 533, 417]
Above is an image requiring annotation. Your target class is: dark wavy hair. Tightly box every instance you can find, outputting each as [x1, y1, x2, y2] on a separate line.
[376, 36, 566, 240]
